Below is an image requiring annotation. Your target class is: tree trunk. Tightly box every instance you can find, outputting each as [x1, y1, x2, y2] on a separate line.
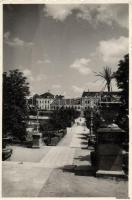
[107, 84, 110, 92]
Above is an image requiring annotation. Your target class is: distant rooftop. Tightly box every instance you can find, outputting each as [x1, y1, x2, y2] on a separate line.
[40, 92, 54, 99]
[82, 91, 120, 97]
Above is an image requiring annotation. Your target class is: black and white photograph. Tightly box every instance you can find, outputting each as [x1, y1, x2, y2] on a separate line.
[2, 2, 129, 198]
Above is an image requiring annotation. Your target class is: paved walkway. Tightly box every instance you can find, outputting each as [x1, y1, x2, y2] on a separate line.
[2, 117, 128, 197]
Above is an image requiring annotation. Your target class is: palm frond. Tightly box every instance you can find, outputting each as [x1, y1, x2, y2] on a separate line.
[95, 66, 114, 92]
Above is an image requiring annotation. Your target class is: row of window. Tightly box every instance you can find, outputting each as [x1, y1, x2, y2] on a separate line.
[83, 99, 100, 104]
[37, 100, 51, 104]
[51, 105, 81, 110]
[38, 105, 50, 109]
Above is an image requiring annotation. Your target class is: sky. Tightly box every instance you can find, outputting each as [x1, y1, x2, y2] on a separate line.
[3, 4, 129, 98]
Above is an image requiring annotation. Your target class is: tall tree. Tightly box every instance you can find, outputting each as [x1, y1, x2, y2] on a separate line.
[3, 69, 30, 141]
[115, 54, 129, 131]
[95, 67, 114, 92]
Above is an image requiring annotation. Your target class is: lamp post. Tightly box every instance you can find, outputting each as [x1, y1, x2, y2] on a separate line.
[90, 100, 94, 137]
[36, 107, 39, 132]
[88, 99, 95, 149]
[32, 106, 42, 148]
[90, 108, 93, 137]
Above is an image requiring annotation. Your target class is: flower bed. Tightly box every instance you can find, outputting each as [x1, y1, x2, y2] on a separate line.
[43, 129, 67, 146]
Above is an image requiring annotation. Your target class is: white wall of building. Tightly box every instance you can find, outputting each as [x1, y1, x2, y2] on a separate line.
[36, 98, 54, 110]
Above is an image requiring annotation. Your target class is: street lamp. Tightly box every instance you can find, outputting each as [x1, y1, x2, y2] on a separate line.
[90, 109, 93, 136]
[32, 105, 42, 148]
[90, 100, 94, 137]
[35, 105, 39, 132]
[87, 99, 96, 149]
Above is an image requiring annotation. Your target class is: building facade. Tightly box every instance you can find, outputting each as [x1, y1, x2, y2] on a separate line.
[82, 91, 120, 109]
[51, 98, 82, 111]
[27, 91, 120, 111]
[36, 92, 55, 110]
[82, 91, 101, 109]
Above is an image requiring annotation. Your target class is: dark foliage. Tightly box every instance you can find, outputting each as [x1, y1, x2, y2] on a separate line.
[49, 107, 80, 130]
[115, 54, 129, 132]
[3, 69, 30, 141]
[40, 107, 80, 132]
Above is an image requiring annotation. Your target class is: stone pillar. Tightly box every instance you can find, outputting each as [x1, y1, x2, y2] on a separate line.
[95, 124, 125, 177]
[32, 131, 43, 148]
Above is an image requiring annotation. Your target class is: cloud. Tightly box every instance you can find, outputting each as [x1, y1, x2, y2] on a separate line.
[45, 59, 51, 64]
[95, 5, 128, 29]
[36, 74, 47, 81]
[62, 91, 66, 96]
[44, 4, 78, 21]
[70, 58, 92, 75]
[77, 5, 128, 29]
[4, 31, 10, 40]
[4, 32, 34, 47]
[44, 4, 128, 29]
[23, 69, 47, 82]
[85, 79, 118, 91]
[37, 59, 51, 64]
[85, 80, 105, 91]
[37, 60, 44, 64]
[23, 69, 34, 82]
[72, 85, 84, 93]
[98, 36, 128, 65]
[52, 84, 61, 89]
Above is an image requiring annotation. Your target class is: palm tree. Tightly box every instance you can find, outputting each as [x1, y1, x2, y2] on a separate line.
[95, 67, 114, 92]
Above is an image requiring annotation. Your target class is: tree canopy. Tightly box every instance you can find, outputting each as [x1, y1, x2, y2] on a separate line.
[115, 54, 129, 107]
[40, 107, 80, 132]
[115, 54, 129, 131]
[3, 69, 30, 141]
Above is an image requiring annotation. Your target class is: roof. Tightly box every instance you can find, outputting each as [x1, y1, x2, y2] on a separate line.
[55, 95, 64, 99]
[40, 92, 54, 99]
[33, 94, 40, 98]
[82, 91, 120, 98]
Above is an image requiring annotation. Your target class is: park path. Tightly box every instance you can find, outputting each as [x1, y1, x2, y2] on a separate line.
[39, 117, 89, 168]
[2, 117, 128, 198]
[2, 117, 90, 197]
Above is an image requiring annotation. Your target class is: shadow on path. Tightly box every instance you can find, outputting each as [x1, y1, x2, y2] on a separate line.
[77, 136, 88, 140]
[58, 165, 96, 177]
[74, 155, 90, 162]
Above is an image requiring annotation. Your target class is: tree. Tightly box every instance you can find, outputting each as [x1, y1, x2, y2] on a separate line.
[95, 67, 114, 92]
[3, 69, 30, 141]
[40, 107, 80, 132]
[115, 54, 129, 131]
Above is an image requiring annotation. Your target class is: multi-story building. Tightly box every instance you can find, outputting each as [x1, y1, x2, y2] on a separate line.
[36, 92, 55, 110]
[82, 91, 101, 109]
[51, 98, 82, 111]
[82, 91, 120, 109]
[27, 90, 120, 112]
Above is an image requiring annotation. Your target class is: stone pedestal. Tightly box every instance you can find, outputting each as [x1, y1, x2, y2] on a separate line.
[94, 125, 126, 177]
[2, 138, 13, 161]
[32, 132, 43, 148]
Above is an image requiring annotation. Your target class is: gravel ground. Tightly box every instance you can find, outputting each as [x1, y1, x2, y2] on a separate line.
[9, 145, 51, 162]
[38, 168, 128, 198]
